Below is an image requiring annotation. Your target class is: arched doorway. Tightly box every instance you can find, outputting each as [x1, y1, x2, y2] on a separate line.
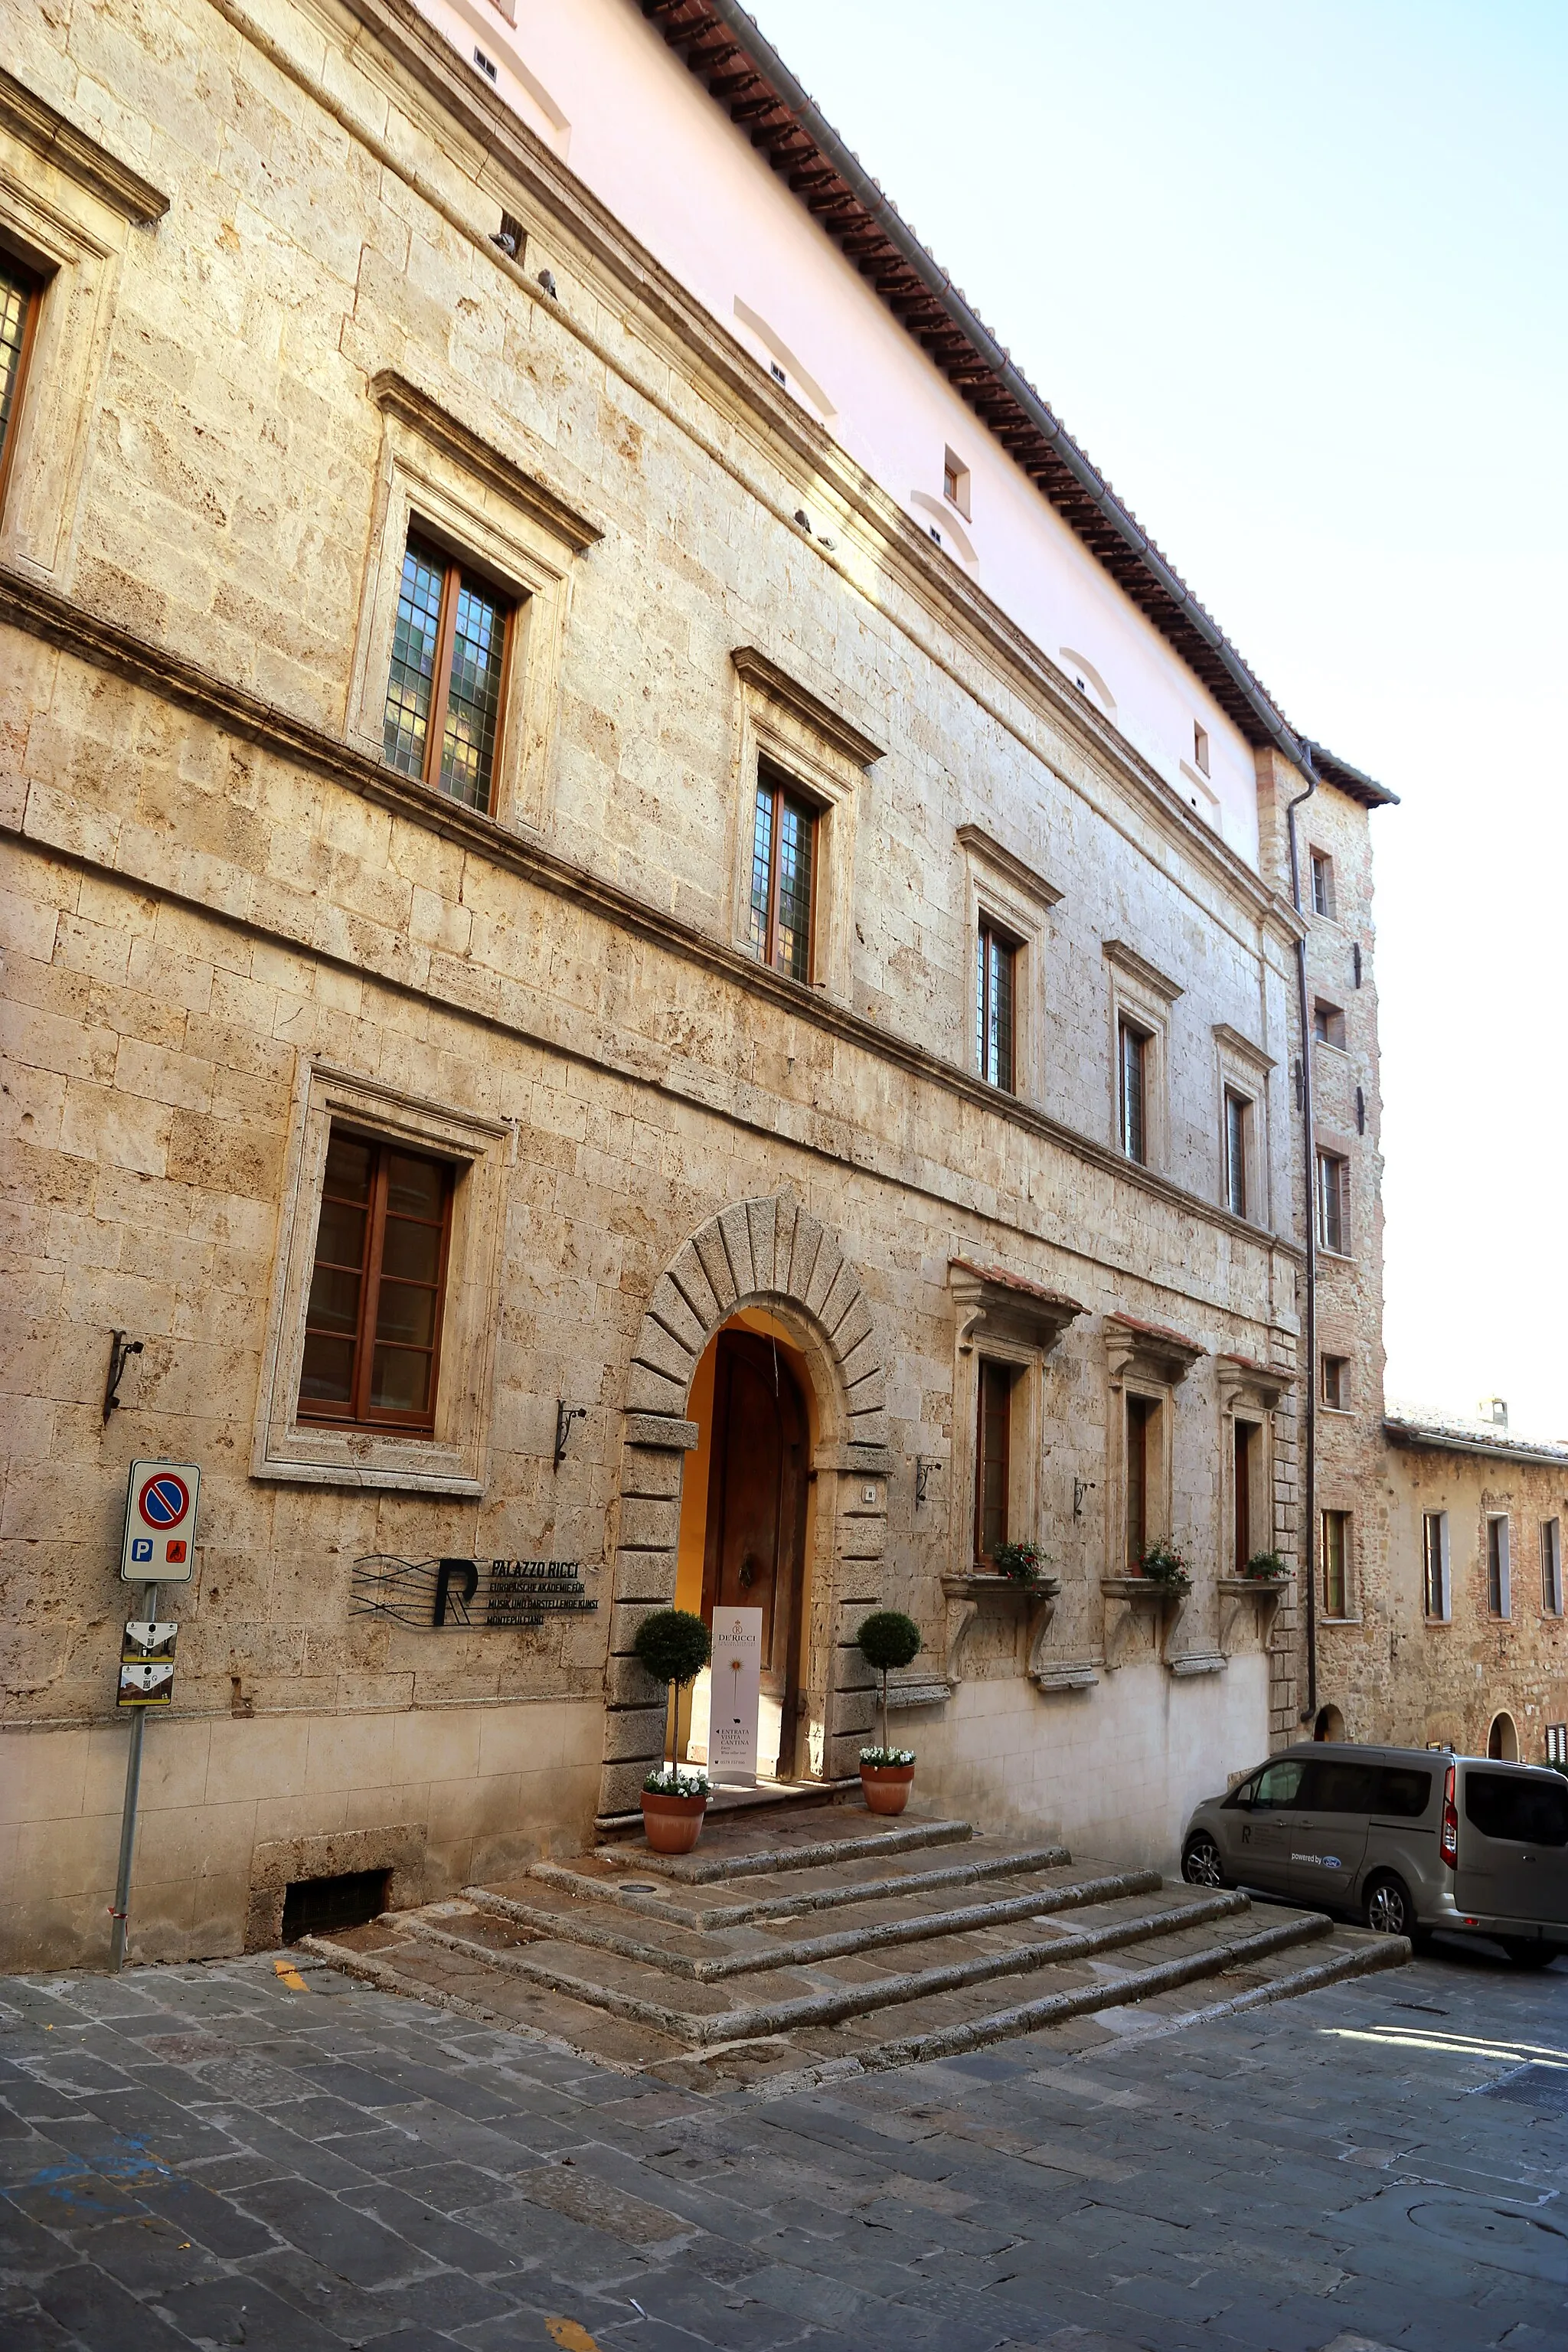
[599, 1190, 890, 1818]
[675, 1320, 812, 1782]
[1488, 1711, 1519, 1761]
[1314, 1704, 1345, 1743]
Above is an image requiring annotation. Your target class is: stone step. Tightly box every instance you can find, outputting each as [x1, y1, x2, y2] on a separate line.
[302, 1807, 1413, 2089]
[524, 1837, 1073, 1931]
[462, 1860, 1164, 1980]
[590, 1808, 974, 1884]
[354, 1883, 1266, 2044]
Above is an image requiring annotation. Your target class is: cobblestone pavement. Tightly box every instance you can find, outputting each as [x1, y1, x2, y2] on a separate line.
[2, 1933, 1563, 2352]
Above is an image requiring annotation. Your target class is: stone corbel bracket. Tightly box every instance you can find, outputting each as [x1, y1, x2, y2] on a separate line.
[1100, 1576, 1184, 1671]
[1217, 1575, 1289, 1658]
[939, 1571, 1061, 1689]
[949, 1259, 1084, 1358]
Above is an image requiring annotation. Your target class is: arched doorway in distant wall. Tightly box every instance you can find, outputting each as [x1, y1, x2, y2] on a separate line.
[1488, 1710, 1520, 1761]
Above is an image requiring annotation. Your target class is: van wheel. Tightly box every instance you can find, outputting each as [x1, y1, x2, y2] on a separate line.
[1502, 1940, 1557, 1969]
[1181, 1833, 1227, 1890]
[1364, 1873, 1417, 1939]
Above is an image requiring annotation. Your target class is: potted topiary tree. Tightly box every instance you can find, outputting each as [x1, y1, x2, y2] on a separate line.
[856, 1610, 922, 1815]
[632, 1609, 713, 1854]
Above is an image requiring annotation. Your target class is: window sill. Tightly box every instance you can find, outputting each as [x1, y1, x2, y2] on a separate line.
[1320, 1614, 1361, 1626]
[1320, 1404, 1356, 1417]
[252, 1448, 485, 1497]
[1423, 1614, 1452, 1627]
[1317, 1246, 1356, 1265]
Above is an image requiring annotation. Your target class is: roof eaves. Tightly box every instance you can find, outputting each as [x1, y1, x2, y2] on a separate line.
[642, 0, 1390, 804]
[1303, 739, 1399, 810]
[1383, 1413, 1568, 1469]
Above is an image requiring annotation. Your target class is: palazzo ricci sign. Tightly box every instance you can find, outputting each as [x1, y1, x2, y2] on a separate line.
[351, 1556, 599, 1629]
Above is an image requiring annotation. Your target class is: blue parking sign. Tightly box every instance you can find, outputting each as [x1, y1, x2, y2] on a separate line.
[132, 1538, 153, 1563]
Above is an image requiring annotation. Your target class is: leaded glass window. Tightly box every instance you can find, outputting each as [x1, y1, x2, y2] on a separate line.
[382, 537, 510, 812]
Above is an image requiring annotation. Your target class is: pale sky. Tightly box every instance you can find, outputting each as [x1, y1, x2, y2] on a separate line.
[750, 0, 1568, 1438]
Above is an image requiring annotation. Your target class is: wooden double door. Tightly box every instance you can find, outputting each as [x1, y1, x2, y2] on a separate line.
[700, 1331, 809, 1780]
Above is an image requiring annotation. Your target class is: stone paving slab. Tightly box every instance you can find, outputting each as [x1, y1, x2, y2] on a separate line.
[2, 1937, 1564, 2349]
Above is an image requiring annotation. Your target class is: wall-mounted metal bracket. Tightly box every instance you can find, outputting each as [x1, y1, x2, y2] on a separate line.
[915, 1455, 942, 1507]
[103, 1331, 143, 1424]
[1073, 1477, 1096, 1522]
[554, 1401, 587, 1470]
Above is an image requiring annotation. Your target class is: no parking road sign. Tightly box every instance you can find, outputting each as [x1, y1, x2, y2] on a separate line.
[119, 1460, 201, 1583]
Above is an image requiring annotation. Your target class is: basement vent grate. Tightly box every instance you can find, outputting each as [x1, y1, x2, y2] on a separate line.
[281, 1870, 390, 1943]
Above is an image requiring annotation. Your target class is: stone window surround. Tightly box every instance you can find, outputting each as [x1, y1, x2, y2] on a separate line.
[1103, 1314, 1204, 1579]
[251, 1059, 511, 1495]
[956, 824, 1062, 1105]
[949, 1259, 1083, 1579]
[1103, 939, 1181, 1171]
[1213, 1022, 1274, 1229]
[1217, 1354, 1289, 1574]
[727, 647, 883, 1006]
[0, 69, 168, 582]
[345, 371, 600, 835]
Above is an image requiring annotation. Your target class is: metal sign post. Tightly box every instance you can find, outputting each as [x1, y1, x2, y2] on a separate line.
[110, 1461, 200, 1971]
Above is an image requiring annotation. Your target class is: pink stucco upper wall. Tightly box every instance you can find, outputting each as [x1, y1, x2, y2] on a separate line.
[417, 0, 1262, 867]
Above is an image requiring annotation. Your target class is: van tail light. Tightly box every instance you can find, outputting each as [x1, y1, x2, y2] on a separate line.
[1441, 1764, 1459, 1868]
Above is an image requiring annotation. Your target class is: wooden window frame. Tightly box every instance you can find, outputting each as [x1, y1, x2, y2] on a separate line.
[1233, 1416, 1259, 1574]
[974, 1357, 1013, 1566]
[976, 919, 1018, 1093]
[1321, 1353, 1351, 1410]
[1486, 1514, 1511, 1619]
[1321, 1507, 1351, 1619]
[1192, 720, 1210, 776]
[1310, 848, 1336, 920]
[1126, 1391, 1158, 1570]
[299, 1130, 455, 1434]
[384, 534, 514, 815]
[1423, 1510, 1449, 1620]
[1316, 1149, 1350, 1254]
[0, 250, 43, 526]
[1119, 1018, 1149, 1165]
[1223, 1087, 1250, 1218]
[749, 763, 820, 982]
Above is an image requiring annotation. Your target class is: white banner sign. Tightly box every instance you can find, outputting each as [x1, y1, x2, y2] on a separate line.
[708, 1608, 763, 1782]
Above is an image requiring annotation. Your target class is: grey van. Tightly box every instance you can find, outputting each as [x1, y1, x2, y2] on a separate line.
[1180, 1743, 1568, 1965]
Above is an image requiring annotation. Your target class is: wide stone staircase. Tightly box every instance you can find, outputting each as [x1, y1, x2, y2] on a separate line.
[304, 1801, 1410, 2091]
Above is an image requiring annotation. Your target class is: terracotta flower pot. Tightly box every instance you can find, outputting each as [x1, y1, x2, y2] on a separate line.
[860, 1762, 916, 1816]
[640, 1789, 708, 1854]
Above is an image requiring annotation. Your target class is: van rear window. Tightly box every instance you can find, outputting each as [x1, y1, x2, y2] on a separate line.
[1464, 1772, 1568, 1847]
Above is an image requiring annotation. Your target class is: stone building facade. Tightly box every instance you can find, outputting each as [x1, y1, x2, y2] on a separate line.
[1, 0, 1388, 1967]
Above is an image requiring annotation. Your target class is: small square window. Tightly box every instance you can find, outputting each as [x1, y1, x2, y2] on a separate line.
[473, 45, 498, 80]
[1193, 721, 1210, 776]
[1309, 849, 1336, 920]
[1321, 1508, 1351, 1617]
[976, 923, 1017, 1093]
[942, 447, 971, 518]
[1312, 1000, 1346, 1050]
[1316, 1150, 1349, 1254]
[1321, 1354, 1351, 1411]
[383, 537, 512, 814]
[0, 252, 42, 524]
[749, 765, 818, 982]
